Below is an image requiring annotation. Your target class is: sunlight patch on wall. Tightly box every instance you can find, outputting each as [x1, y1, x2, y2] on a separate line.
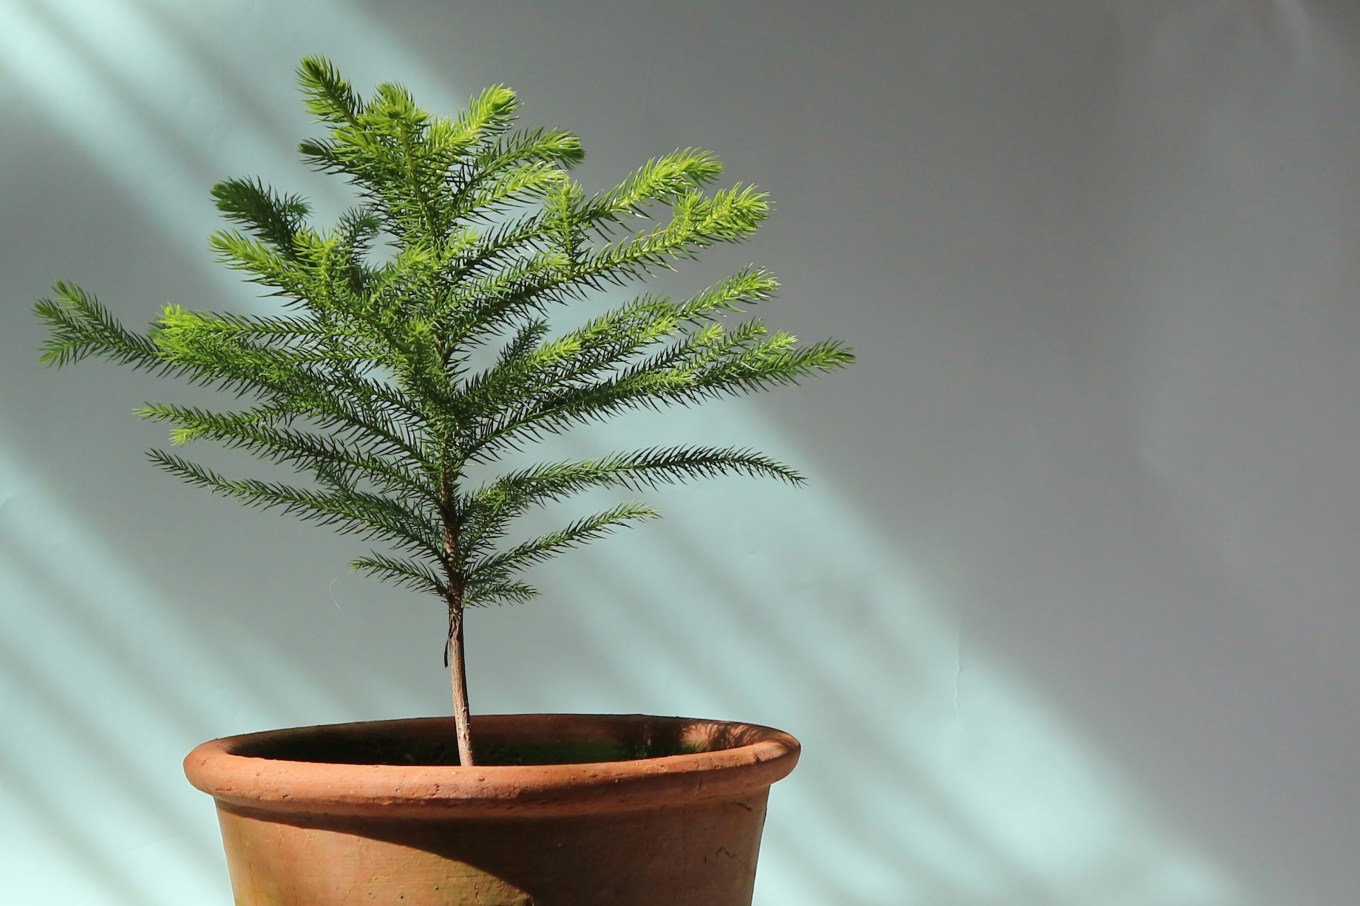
[1, 494, 214, 900]
[0, 438, 356, 905]
[0, 0, 225, 262]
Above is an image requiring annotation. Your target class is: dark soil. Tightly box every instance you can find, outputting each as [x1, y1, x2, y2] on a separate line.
[245, 733, 697, 767]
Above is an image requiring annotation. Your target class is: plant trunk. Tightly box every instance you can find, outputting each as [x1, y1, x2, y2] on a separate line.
[447, 605, 475, 766]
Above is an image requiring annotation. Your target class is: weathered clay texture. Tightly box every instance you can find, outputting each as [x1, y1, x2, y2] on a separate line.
[184, 713, 799, 905]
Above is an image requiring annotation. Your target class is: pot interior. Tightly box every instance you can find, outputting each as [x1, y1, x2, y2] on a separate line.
[229, 715, 770, 767]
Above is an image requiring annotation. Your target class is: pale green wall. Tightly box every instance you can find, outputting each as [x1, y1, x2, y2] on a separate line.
[5, 2, 1360, 904]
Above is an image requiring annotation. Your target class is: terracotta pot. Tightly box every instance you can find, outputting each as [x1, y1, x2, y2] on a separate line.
[184, 713, 800, 905]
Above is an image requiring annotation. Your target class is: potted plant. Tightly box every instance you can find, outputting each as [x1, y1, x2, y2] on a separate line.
[37, 57, 852, 905]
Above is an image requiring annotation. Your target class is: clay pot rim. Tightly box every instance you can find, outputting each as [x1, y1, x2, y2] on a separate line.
[184, 713, 800, 819]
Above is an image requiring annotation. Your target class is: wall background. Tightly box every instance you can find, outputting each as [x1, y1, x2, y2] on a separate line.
[4, 2, 1359, 904]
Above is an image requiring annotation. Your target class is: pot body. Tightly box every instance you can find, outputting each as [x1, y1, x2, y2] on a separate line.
[184, 713, 799, 906]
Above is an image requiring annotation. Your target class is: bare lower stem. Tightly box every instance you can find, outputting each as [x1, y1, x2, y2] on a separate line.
[447, 606, 475, 766]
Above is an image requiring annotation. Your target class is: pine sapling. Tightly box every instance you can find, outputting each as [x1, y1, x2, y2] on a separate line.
[36, 57, 853, 766]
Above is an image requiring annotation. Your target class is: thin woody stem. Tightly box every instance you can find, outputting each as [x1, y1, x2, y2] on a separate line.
[440, 439, 475, 766]
[447, 603, 475, 766]
[442, 558, 475, 764]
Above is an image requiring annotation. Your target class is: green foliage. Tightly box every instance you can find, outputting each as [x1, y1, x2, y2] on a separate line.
[36, 56, 853, 617]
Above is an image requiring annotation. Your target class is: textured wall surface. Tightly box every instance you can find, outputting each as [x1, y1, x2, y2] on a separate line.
[4, 2, 1359, 903]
